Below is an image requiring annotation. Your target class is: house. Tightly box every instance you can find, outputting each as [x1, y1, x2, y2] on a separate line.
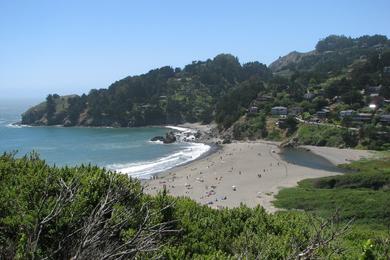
[316, 109, 330, 119]
[271, 106, 288, 116]
[379, 114, 390, 125]
[303, 92, 316, 100]
[256, 94, 273, 102]
[339, 110, 355, 119]
[248, 106, 258, 114]
[289, 107, 303, 116]
[352, 113, 372, 122]
[366, 85, 382, 95]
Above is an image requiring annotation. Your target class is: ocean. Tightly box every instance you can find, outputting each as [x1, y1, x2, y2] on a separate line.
[0, 98, 210, 178]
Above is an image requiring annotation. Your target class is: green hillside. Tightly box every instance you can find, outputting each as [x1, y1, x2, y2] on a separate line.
[21, 35, 390, 149]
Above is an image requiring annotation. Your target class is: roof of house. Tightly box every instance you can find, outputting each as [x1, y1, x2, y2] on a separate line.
[380, 114, 390, 121]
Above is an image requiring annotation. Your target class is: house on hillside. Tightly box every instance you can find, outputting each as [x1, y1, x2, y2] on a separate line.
[352, 113, 372, 122]
[271, 106, 288, 116]
[256, 94, 273, 102]
[248, 106, 258, 114]
[316, 109, 330, 119]
[339, 110, 355, 119]
[303, 92, 316, 100]
[366, 85, 382, 95]
[379, 114, 390, 125]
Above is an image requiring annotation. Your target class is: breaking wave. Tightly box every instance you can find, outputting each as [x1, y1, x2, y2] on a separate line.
[107, 142, 210, 179]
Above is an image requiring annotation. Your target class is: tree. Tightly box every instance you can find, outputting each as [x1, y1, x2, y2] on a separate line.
[315, 35, 354, 52]
[341, 90, 363, 106]
[46, 94, 56, 124]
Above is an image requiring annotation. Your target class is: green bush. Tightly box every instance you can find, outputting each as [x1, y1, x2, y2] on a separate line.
[1, 153, 389, 259]
[274, 156, 390, 258]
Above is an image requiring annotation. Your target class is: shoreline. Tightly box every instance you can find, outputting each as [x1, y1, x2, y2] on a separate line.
[108, 123, 218, 178]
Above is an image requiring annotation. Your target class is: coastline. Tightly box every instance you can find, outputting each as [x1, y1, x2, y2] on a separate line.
[10, 121, 374, 207]
[144, 126, 373, 212]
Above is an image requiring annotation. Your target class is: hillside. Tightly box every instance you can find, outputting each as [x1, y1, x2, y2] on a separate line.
[21, 35, 390, 149]
[22, 54, 271, 127]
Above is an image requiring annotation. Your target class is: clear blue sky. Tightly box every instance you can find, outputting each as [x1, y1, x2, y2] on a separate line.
[1, 0, 390, 99]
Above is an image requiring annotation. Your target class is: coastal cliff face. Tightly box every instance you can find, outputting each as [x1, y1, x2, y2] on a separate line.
[21, 94, 83, 126]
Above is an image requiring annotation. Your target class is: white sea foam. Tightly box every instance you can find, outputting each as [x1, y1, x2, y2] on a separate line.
[107, 142, 210, 179]
[148, 140, 164, 144]
[165, 125, 195, 133]
[6, 123, 31, 128]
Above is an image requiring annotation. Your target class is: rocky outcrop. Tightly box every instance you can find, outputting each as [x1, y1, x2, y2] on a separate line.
[151, 136, 165, 142]
[163, 131, 176, 144]
[150, 131, 177, 144]
[268, 50, 315, 72]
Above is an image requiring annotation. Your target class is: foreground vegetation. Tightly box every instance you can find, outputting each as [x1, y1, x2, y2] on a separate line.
[1, 153, 389, 259]
[274, 155, 390, 258]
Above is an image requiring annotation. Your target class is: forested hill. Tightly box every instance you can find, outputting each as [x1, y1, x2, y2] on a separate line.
[22, 34, 390, 130]
[21, 54, 271, 127]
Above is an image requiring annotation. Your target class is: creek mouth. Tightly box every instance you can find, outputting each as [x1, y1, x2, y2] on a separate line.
[279, 147, 349, 173]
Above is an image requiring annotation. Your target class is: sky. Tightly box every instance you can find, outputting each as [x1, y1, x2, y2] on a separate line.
[1, 0, 390, 99]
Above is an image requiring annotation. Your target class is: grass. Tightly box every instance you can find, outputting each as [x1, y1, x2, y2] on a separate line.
[265, 117, 285, 141]
[273, 156, 390, 257]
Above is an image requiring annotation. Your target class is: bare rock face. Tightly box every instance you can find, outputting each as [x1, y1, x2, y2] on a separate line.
[63, 119, 73, 127]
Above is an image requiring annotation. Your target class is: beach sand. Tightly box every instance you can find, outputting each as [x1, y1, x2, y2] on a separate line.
[144, 140, 372, 212]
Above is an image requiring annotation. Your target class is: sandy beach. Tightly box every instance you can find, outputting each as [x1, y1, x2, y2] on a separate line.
[144, 137, 372, 212]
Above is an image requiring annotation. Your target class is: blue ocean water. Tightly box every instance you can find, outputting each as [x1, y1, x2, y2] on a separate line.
[0, 98, 209, 178]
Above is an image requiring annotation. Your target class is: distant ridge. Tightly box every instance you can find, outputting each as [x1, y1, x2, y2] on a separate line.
[269, 50, 315, 72]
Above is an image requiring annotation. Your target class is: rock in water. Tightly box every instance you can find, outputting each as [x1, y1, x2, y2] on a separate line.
[151, 136, 165, 142]
[163, 131, 177, 144]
